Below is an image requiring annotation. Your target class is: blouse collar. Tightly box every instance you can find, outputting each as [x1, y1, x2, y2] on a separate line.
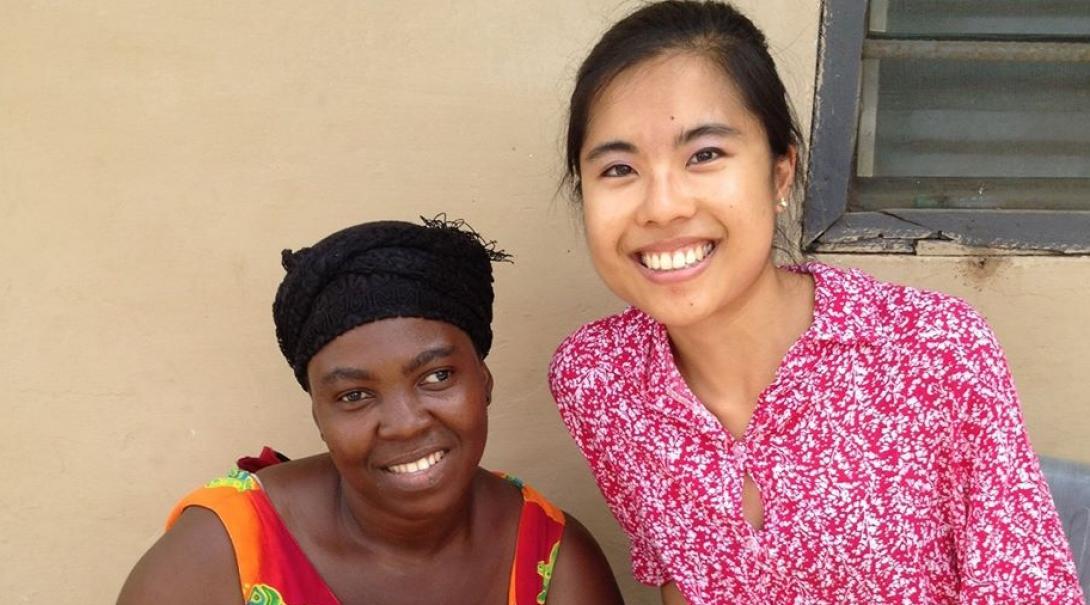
[636, 262, 881, 429]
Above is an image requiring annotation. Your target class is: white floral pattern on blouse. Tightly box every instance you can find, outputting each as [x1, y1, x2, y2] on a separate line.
[549, 263, 1083, 604]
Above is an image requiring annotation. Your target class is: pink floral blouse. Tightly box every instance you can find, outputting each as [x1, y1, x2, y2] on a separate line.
[549, 263, 1083, 604]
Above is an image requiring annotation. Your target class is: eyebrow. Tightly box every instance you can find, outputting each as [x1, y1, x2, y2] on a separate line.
[320, 367, 372, 385]
[402, 345, 456, 374]
[583, 122, 741, 163]
[675, 123, 741, 146]
[583, 140, 637, 163]
[318, 345, 458, 386]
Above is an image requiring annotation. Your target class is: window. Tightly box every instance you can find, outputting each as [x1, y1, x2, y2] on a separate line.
[804, 0, 1090, 254]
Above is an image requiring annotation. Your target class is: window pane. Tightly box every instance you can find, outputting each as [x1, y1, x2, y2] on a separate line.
[866, 58, 1090, 179]
[878, 0, 1090, 38]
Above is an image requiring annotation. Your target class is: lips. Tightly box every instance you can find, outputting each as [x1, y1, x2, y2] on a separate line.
[638, 241, 716, 272]
[374, 447, 454, 492]
[384, 449, 447, 474]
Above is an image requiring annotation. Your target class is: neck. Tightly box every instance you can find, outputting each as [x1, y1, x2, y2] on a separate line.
[667, 262, 814, 402]
[334, 468, 483, 558]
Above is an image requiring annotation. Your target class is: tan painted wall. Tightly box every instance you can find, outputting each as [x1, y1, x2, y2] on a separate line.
[5, 2, 1084, 605]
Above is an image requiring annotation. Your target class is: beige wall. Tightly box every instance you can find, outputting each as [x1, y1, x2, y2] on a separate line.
[2, 2, 1084, 605]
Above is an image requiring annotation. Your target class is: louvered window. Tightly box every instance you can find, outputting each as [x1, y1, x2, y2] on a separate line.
[805, 1, 1090, 254]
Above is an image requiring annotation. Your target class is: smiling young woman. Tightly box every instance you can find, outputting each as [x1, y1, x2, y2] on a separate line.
[550, 2, 1083, 604]
[117, 218, 623, 605]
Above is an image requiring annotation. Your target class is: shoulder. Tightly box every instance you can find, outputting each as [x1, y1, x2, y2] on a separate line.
[117, 506, 240, 605]
[481, 473, 623, 603]
[256, 455, 335, 504]
[811, 262, 994, 352]
[812, 263, 1011, 406]
[548, 512, 624, 605]
[872, 274, 997, 364]
[480, 470, 533, 527]
[548, 307, 655, 401]
[551, 307, 656, 369]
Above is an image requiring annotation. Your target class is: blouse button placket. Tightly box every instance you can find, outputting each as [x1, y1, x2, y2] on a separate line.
[730, 439, 765, 587]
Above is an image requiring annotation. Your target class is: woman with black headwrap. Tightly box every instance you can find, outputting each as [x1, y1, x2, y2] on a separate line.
[117, 217, 624, 605]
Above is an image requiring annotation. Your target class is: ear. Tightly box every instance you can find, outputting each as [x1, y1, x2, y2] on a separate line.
[481, 362, 494, 406]
[772, 144, 798, 203]
[311, 400, 326, 443]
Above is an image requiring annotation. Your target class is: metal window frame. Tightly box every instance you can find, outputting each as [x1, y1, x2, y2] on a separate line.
[802, 0, 1090, 254]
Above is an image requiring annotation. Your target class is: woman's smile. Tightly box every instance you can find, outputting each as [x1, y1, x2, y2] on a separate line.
[632, 239, 719, 284]
[383, 448, 448, 475]
[378, 447, 453, 491]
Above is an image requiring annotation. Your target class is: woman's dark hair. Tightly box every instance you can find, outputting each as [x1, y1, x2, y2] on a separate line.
[564, 0, 803, 202]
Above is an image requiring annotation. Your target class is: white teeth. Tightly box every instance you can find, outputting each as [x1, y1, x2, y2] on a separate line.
[640, 242, 714, 272]
[660, 252, 674, 270]
[387, 450, 446, 474]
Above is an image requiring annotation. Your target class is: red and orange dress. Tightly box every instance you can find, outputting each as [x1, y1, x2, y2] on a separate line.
[166, 450, 566, 605]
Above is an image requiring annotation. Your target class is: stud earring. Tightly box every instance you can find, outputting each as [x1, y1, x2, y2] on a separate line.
[775, 198, 789, 211]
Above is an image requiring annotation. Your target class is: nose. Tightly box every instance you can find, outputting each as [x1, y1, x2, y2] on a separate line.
[635, 168, 695, 227]
[376, 392, 431, 440]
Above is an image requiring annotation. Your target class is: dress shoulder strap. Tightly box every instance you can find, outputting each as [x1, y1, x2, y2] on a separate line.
[165, 467, 339, 605]
[501, 474, 567, 605]
[166, 468, 266, 595]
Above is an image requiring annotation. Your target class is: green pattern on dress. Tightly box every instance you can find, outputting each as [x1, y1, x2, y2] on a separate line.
[499, 472, 525, 490]
[245, 584, 285, 605]
[536, 541, 560, 604]
[205, 468, 258, 492]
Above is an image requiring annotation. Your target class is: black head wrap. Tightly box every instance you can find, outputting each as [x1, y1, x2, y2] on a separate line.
[273, 215, 511, 391]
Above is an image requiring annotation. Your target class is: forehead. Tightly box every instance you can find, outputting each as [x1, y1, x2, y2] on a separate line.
[585, 53, 755, 144]
[310, 317, 471, 368]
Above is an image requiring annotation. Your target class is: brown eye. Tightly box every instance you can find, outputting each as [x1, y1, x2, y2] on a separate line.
[421, 369, 452, 385]
[602, 164, 635, 178]
[337, 390, 371, 405]
[688, 148, 723, 165]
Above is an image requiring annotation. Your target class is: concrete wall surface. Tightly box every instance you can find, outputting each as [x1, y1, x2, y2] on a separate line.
[4, 2, 1085, 605]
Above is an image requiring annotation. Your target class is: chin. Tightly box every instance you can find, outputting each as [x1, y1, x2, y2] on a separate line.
[630, 295, 714, 329]
[648, 308, 712, 329]
[378, 472, 476, 521]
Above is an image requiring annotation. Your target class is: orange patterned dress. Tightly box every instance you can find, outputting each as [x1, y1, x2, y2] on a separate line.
[166, 449, 566, 605]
